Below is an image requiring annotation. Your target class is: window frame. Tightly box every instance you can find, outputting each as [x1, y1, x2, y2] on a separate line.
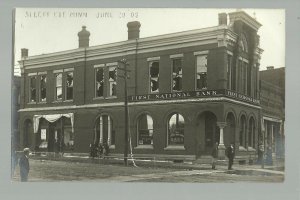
[171, 58, 183, 92]
[137, 114, 154, 146]
[94, 64, 105, 98]
[39, 73, 47, 103]
[28, 73, 37, 103]
[147, 57, 160, 94]
[167, 113, 185, 147]
[194, 52, 208, 90]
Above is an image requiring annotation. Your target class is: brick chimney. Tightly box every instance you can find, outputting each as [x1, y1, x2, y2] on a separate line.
[21, 48, 28, 59]
[218, 13, 227, 25]
[127, 21, 141, 40]
[78, 26, 90, 48]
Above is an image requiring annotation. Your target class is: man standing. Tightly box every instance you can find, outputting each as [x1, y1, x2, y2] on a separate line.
[211, 142, 218, 169]
[226, 143, 235, 170]
[19, 148, 30, 182]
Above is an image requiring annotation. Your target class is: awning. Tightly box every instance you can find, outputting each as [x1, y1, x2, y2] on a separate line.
[33, 113, 74, 133]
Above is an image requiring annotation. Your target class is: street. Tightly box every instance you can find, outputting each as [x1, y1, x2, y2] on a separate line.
[12, 159, 284, 182]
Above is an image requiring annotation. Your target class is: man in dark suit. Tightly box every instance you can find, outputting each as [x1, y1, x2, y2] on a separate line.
[19, 148, 30, 182]
[226, 143, 235, 170]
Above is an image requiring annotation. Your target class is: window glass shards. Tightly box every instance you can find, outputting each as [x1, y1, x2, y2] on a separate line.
[150, 61, 159, 93]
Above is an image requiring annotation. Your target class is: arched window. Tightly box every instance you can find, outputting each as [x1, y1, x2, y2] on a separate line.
[248, 117, 255, 148]
[239, 115, 246, 148]
[137, 114, 154, 145]
[94, 115, 115, 146]
[168, 113, 184, 146]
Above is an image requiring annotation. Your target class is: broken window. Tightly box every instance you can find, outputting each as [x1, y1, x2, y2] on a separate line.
[172, 59, 182, 92]
[149, 61, 159, 93]
[168, 113, 184, 145]
[108, 66, 117, 96]
[55, 73, 62, 101]
[29, 76, 36, 102]
[40, 75, 47, 102]
[95, 67, 104, 97]
[196, 55, 207, 90]
[138, 114, 154, 145]
[66, 72, 73, 100]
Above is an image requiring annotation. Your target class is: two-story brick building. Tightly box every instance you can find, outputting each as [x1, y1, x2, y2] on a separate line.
[18, 11, 263, 161]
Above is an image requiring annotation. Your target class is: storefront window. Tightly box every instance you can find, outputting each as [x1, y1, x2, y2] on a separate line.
[172, 59, 182, 92]
[168, 113, 184, 145]
[137, 114, 153, 145]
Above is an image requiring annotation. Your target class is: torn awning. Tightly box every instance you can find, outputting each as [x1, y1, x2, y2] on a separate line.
[33, 113, 74, 133]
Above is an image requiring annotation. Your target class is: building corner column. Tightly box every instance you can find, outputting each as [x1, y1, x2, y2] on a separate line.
[217, 122, 227, 160]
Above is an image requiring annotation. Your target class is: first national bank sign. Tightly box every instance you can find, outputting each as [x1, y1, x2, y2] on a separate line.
[129, 89, 260, 105]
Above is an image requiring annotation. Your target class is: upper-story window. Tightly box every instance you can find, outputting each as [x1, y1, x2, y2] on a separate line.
[196, 55, 208, 90]
[149, 61, 159, 93]
[172, 59, 183, 92]
[29, 75, 37, 102]
[95, 67, 104, 98]
[54, 68, 74, 101]
[108, 66, 117, 97]
[227, 54, 233, 90]
[39, 74, 47, 102]
[55, 73, 63, 101]
[66, 72, 73, 100]
[239, 33, 249, 53]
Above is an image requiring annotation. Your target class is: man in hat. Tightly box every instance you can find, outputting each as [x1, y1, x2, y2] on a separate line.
[19, 148, 30, 182]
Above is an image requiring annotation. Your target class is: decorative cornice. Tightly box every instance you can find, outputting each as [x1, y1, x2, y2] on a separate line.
[228, 11, 262, 31]
[20, 26, 238, 70]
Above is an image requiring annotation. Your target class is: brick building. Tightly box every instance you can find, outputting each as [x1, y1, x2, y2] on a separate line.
[260, 67, 285, 158]
[18, 11, 264, 161]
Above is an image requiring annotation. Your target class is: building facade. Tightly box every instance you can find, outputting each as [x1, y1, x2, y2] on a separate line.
[18, 11, 264, 161]
[260, 67, 285, 158]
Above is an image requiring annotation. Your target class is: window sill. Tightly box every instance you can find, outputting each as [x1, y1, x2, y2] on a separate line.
[105, 96, 117, 99]
[93, 97, 104, 100]
[135, 145, 154, 150]
[164, 146, 185, 151]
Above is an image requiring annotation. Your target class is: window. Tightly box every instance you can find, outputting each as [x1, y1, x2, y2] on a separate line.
[137, 114, 154, 145]
[66, 72, 73, 100]
[94, 115, 115, 146]
[172, 59, 182, 92]
[149, 61, 159, 93]
[239, 33, 249, 53]
[168, 113, 184, 146]
[239, 115, 246, 148]
[108, 66, 117, 97]
[196, 55, 207, 90]
[95, 67, 104, 97]
[55, 73, 63, 101]
[248, 118, 255, 148]
[29, 76, 37, 102]
[227, 55, 232, 90]
[40, 75, 47, 102]
[63, 118, 74, 151]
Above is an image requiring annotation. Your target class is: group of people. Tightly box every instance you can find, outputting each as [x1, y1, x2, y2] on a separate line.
[211, 142, 235, 170]
[90, 143, 110, 158]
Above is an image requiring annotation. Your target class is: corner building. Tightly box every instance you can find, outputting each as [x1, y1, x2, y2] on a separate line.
[19, 11, 263, 162]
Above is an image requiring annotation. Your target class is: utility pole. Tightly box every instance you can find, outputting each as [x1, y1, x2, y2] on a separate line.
[118, 59, 130, 166]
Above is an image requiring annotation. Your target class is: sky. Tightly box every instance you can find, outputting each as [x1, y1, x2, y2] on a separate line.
[14, 8, 285, 76]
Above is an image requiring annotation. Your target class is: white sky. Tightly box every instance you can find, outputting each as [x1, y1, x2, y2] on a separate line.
[14, 8, 285, 75]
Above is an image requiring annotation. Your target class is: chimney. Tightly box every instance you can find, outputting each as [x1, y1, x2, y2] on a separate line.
[78, 26, 90, 48]
[218, 13, 227, 25]
[267, 66, 274, 70]
[21, 48, 28, 59]
[127, 21, 141, 40]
